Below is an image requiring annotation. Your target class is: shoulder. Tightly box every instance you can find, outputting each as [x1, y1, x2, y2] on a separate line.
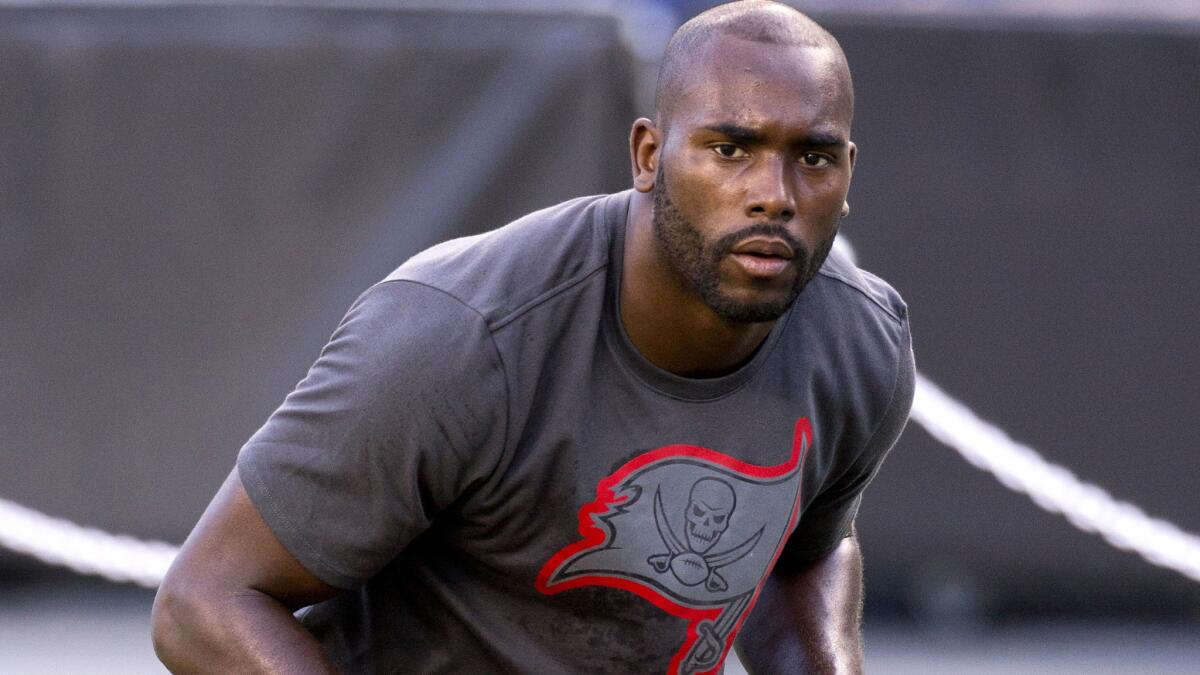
[797, 243, 915, 415]
[802, 245, 912, 370]
[791, 244, 916, 472]
[381, 191, 627, 328]
[327, 280, 501, 386]
[812, 244, 908, 329]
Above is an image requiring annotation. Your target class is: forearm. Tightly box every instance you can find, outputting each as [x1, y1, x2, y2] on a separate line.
[151, 469, 342, 674]
[152, 581, 337, 674]
[736, 534, 865, 674]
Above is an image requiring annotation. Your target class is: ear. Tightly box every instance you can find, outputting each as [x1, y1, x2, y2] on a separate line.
[630, 118, 661, 193]
[842, 141, 858, 218]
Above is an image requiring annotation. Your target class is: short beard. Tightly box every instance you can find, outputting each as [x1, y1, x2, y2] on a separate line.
[651, 168, 835, 324]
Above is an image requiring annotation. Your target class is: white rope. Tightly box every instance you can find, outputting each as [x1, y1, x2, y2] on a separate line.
[910, 373, 1200, 582]
[0, 496, 178, 588]
[1, 372, 1197, 587]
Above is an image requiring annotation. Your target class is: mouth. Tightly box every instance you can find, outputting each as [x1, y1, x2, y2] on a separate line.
[728, 237, 795, 278]
[730, 237, 795, 260]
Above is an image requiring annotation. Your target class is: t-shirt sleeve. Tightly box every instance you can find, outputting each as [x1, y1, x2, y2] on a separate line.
[236, 280, 508, 589]
[782, 316, 915, 565]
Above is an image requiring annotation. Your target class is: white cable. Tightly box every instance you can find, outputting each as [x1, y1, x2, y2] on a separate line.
[910, 373, 1200, 582]
[1, 372, 1197, 588]
[0, 496, 178, 588]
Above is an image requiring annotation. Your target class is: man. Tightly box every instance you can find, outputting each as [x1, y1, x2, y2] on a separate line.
[152, 1, 913, 673]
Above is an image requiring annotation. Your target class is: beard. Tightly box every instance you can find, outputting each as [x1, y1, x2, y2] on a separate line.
[651, 168, 836, 323]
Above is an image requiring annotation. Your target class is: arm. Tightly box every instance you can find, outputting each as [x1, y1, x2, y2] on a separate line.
[151, 282, 509, 672]
[151, 468, 343, 674]
[735, 531, 865, 674]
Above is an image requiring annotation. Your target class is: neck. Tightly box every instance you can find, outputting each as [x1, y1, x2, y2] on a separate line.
[619, 190, 776, 378]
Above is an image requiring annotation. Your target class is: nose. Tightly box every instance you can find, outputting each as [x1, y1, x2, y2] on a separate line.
[745, 155, 796, 222]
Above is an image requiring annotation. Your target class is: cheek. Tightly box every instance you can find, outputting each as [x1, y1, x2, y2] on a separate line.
[667, 150, 739, 202]
[807, 170, 850, 200]
[799, 174, 851, 224]
[661, 173, 727, 236]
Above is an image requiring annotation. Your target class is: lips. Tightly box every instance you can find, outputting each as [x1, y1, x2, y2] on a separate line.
[730, 237, 794, 260]
[726, 236, 796, 279]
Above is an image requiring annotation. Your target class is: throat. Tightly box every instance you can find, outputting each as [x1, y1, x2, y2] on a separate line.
[619, 284, 775, 378]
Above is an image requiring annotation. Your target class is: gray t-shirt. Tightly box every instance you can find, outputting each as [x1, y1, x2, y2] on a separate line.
[238, 190, 914, 674]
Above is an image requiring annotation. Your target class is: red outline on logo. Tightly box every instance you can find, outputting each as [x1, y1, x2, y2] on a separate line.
[536, 418, 812, 675]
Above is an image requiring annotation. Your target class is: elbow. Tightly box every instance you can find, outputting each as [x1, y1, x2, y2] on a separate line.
[151, 580, 187, 669]
[151, 574, 211, 671]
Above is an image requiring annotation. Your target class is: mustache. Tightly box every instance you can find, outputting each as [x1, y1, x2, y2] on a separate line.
[711, 223, 806, 259]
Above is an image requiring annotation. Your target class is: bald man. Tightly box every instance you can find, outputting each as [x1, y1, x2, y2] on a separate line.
[152, 2, 913, 673]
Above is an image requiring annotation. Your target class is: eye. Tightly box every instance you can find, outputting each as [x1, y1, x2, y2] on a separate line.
[713, 514, 726, 523]
[711, 143, 748, 159]
[801, 152, 831, 168]
[693, 505, 705, 516]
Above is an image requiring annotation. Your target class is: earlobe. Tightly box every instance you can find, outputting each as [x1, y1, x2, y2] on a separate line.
[629, 117, 660, 193]
[842, 142, 856, 218]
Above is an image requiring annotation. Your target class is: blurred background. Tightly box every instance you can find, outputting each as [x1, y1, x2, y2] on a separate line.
[2, 0, 1198, 672]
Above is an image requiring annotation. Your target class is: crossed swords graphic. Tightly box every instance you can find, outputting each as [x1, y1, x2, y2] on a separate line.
[647, 488, 763, 592]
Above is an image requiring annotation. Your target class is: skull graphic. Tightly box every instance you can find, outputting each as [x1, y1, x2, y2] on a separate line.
[685, 478, 736, 553]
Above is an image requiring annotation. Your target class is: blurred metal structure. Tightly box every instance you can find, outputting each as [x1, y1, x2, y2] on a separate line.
[671, 0, 1200, 24]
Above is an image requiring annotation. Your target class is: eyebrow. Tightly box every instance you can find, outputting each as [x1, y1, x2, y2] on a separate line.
[700, 123, 846, 148]
[702, 123, 766, 145]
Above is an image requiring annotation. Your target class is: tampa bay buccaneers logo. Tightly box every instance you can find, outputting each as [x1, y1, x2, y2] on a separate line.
[536, 419, 811, 675]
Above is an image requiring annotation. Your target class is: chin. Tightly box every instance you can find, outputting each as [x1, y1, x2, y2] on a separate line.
[703, 288, 797, 324]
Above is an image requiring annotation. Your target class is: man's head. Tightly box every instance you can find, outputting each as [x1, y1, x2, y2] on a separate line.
[631, 0, 856, 323]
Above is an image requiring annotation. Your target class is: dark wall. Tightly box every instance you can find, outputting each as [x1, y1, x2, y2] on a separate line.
[826, 15, 1200, 618]
[0, 5, 633, 549]
[2, 6, 1198, 617]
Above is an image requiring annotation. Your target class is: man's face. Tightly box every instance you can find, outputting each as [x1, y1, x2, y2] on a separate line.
[650, 36, 856, 323]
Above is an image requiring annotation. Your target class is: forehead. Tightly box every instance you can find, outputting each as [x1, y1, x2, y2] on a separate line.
[668, 34, 852, 137]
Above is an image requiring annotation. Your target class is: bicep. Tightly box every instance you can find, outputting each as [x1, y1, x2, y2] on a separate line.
[748, 532, 863, 632]
[163, 468, 342, 610]
[736, 534, 864, 674]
